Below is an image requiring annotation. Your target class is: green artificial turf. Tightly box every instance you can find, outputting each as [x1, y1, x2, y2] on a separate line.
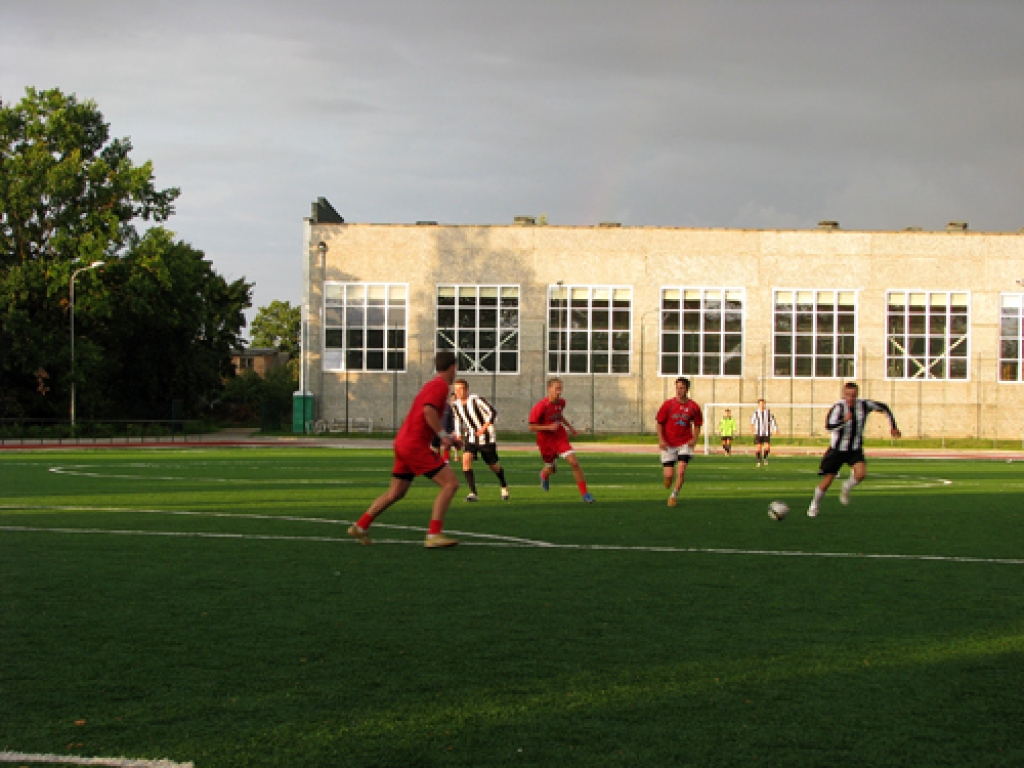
[2, 448, 1023, 767]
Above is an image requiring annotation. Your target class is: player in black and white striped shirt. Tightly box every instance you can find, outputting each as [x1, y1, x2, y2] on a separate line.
[808, 382, 901, 517]
[452, 379, 509, 501]
[750, 399, 778, 467]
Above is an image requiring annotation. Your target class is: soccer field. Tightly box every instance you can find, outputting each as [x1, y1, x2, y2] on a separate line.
[2, 448, 1023, 767]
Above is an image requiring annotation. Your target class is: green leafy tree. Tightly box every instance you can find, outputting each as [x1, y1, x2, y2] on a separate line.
[249, 300, 300, 357]
[0, 87, 250, 419]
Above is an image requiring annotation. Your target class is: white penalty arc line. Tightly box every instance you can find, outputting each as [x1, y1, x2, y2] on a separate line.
[0, 504, 553, 548]
[3, 524, 1024, 566]
[0, 751, 192, 767]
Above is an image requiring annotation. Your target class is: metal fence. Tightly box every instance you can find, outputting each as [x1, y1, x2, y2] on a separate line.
[0, 419, 208, 446]
[312, 327, 1024, 445]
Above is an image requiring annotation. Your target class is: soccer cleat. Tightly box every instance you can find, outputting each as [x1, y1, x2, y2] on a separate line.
[668, 495, 677, 507]
[501, 488, 510, 501]
[465, 493, 479, 502]
[424, 533, 459, 548]
[347, 524, 372, 546]
[540, 472, 549, 492]
[582, 493, 596, 503]
[807, 504, 819, 518]
[840, 482, 852, 506]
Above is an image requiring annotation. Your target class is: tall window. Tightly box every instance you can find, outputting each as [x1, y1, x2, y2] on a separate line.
[323, 283, 407, 372]
[436, 285, 519, 374]
[660, 288, 743, 377]
[886, 291, 969, 380]
[774, 290, 857, 378]
[999, 293, 1023, 382]
[548, 286, 632, 374]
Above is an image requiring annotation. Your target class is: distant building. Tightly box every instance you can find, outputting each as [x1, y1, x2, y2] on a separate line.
[231, 348, 288, 378]
[301, 197, 1024, 440]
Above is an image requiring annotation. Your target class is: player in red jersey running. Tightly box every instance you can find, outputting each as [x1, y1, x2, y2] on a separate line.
[528, 378, 595, 503]
[656, 377, 703, 507]
[347, 351, 462, 548]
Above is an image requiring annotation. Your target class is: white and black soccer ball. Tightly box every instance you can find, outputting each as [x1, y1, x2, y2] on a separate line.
[768, 501, 789, 521]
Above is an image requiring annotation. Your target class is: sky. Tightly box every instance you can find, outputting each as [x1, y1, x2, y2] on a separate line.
[2, 0, 1023, 331]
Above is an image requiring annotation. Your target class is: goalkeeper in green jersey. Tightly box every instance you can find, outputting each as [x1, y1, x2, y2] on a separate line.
[718, 409, 737, 456]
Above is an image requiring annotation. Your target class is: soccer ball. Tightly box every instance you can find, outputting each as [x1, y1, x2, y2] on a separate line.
[768, 501, 789, 521]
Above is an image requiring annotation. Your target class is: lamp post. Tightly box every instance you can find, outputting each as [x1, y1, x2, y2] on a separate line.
[314, 241, 327, 431]
[70, 260, 105, 428]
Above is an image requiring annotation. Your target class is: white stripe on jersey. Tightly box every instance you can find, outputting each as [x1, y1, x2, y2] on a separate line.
[826, 399, 898, 451]
[750, 409, 777, 437]
[452, 394, 497, 446]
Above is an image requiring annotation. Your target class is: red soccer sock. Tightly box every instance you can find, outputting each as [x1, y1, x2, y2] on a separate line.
[428, 520, 443, 535]
[576, 479, 589, 495]
[356, 513, 375, 531]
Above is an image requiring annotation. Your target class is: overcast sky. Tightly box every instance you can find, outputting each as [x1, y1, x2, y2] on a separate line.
[3, 0, 1022, 330]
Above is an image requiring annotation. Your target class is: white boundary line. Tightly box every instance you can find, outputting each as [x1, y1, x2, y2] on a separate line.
[0, 751, 192, 767]
[3, 522, 1024, 566]
[0, 505, 553, 547]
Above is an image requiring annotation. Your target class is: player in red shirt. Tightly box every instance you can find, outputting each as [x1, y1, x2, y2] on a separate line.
[528, 378, 595, 503]
[347, 351, 462, 548]
[656, 377, 703, 507]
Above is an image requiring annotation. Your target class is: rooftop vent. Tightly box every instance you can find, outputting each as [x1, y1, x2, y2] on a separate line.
[947, 221, 969, 231]
[817, 220, 840, 231]
[415, 221, 438, 226]
[311, 197, 344, 224]
[904, 226, 923, 232]
[513, 216, 536, 226]
[598, 222, 622, 228]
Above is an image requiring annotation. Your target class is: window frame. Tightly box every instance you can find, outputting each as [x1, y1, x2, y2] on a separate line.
[322, 281, 409, 373]
[434, 284, 521, 375]
[658, 286, 746, 378]
[772, 288, 859, 380]
[998, 292, 1023, 384]
[547, 284, 633, 376]
[884, 289, 971, 382]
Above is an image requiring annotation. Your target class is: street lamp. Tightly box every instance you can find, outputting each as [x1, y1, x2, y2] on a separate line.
[70, 260, 105, 427]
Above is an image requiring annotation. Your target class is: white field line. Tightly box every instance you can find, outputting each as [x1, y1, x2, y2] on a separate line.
[48, 466, 362, 484]
[0, 751, 192, 767]
[3, 523, 1024, 566]
[0, 505, 553, 547]
[43, 464, 957, 489]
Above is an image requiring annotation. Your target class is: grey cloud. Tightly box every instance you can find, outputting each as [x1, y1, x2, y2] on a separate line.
[2, 0, 1022, 323]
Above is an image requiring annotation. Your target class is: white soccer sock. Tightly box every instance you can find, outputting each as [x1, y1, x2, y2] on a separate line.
[843, 477, 860, 493]
[812, 487, 825, 505]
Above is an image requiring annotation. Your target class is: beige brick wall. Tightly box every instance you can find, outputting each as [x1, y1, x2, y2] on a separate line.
[303, 222, 1024, 441]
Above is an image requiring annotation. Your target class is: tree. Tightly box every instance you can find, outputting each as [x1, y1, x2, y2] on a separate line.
[249, 300, 300, 357]
[0, 87, 250, 419]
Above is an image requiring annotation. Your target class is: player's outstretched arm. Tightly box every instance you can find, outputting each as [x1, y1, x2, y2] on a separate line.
[869, 400, 901, 438]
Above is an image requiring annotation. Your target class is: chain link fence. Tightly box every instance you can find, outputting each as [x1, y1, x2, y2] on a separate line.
[311, 326, 1024, 447]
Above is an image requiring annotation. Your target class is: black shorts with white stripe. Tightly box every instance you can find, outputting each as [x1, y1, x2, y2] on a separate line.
[818, 448, 866, 476]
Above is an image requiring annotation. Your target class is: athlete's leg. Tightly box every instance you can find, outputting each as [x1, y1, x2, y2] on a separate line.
[461, 449, 478, 497]
[365, 477, 412, 519]
[354, 476, 413, 534]
[662, 461, 674, 488]
[840, 461, 866, 505]
[428, 463, 460, 525]
[565, 453, 591, 498]
[673, 459, 689, 494]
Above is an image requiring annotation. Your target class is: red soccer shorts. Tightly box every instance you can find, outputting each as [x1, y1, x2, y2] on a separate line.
[392, 443, 446, 480]
[537, 434, 574, 465]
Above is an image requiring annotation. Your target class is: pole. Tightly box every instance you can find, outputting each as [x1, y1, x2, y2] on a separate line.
[70, 273, 76, 428]
[639, 321, 645, 435]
